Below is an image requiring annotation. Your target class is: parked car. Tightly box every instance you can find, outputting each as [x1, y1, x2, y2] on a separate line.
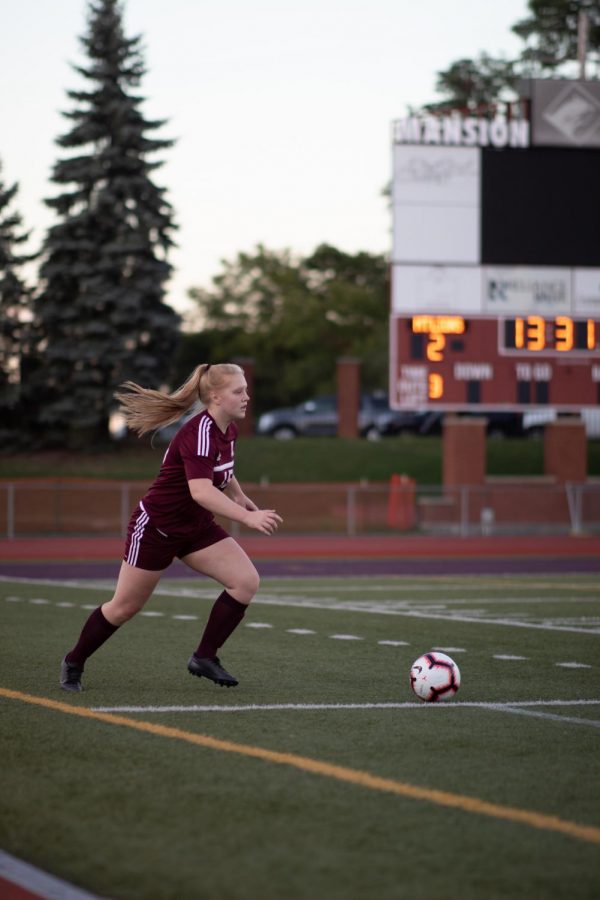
[256, 393, 415, 440]
[407, 410, 524, 438]
[522, 408, 600, 439]
[459, 411, 524, 438]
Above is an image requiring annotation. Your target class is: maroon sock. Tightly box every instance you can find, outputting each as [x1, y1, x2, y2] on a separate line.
[196, 590, 247, 658]
[65, 606, 119, 669]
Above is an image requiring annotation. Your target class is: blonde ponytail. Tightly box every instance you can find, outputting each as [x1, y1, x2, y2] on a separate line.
[115, 363, 244, 436]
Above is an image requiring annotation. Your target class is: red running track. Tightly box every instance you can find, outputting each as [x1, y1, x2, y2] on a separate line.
[1, 533, 600, 561]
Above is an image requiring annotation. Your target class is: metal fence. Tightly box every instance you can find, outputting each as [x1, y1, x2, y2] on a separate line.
[1, 479, 600, 538]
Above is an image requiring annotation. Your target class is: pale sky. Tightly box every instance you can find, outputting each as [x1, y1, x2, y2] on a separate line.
[1, 0, 528, 315]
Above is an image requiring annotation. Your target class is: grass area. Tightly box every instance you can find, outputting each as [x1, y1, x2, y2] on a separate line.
[1, 435, 599, 484]
[1, 573, 599, 899]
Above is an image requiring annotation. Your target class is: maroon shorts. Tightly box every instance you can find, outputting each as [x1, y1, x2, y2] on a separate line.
[123, 503, 230, 571]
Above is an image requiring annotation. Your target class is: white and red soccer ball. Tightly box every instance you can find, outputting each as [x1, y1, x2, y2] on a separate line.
[410, 651, 461, 702]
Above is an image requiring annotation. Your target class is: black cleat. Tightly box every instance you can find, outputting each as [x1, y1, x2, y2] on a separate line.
[187, 654, 238, 687]
[60, 657, 83, 692]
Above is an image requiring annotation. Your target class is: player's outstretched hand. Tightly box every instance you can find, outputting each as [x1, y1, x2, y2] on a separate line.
[244, 509, 283, 535]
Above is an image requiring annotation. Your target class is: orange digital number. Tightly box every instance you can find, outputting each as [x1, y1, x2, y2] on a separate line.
[514, 317, 525, 349]
[588, 320, 596, 350]
[555, 316, 573, 352]
[428, 373, 444, 400]
[513, 316, 597, 352]
[526, 315, 545, 351]
[427, 333, 445, 362]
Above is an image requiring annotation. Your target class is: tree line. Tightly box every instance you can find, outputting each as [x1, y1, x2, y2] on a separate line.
[1, 0, 597, 448]
[1, 0, 179, 450]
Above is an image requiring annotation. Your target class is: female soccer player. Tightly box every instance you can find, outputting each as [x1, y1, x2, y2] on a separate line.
[60, 363, 282, 692]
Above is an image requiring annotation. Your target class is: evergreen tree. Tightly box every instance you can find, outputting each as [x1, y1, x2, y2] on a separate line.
[30, 0, 179, 447]
[0, 163, 35, 433]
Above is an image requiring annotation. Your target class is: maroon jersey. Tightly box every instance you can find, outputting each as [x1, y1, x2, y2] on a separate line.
[140, 410, 238, 536]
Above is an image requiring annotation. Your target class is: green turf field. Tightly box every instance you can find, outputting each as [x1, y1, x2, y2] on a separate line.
[1, 573, 599, 900]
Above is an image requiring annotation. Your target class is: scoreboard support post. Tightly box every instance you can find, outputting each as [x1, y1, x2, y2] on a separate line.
[426, 415, 589, 536]
[442, 417, 486, 488]
[544, 419, 587, 483]
[336, 357, 361, 439]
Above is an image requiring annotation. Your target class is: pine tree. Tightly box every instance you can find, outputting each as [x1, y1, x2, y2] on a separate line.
[30, 0, 179, 447]
[0, 162, 34, 434]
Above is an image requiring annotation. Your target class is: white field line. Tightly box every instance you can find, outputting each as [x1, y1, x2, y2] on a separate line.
[195, 578, 600, 594]
[0, 575, 218, 599]
[91, 699, 600, 715]
[2, 573, 600, 597]
[258, 578, 600, 592]
[89, 700, 600, 728]
[2, 576, 599, 635]
[493, 706, 600, 728]
[4, 591, 598, 655]
[253, 597, 600, 634]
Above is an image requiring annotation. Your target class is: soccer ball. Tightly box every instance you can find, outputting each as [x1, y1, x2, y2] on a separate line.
[409, 652, 461, 702]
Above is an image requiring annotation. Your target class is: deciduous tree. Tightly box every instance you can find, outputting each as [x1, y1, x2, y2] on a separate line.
[183, 244, 389, 412]
[423, 54, 519, 114]
[427, 0, 599, 115]
[513, 0, 600, 75]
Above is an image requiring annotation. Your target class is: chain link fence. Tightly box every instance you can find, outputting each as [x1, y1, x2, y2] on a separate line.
[1, 479, 599, 538]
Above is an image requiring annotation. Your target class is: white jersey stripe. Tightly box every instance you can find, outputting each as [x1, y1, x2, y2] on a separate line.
[213, 461, 234, 472]
[127, 503, 150, 567]
[197, 416, 212, 457]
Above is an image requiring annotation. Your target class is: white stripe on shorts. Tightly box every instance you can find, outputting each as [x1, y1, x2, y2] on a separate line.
[127, 502, 150, 567]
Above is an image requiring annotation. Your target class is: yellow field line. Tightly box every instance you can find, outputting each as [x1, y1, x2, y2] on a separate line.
[2, 686, 600, 846]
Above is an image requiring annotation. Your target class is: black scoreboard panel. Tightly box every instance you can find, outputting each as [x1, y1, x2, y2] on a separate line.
[480, 148, 600, 267]
[391, 314, 600, 410]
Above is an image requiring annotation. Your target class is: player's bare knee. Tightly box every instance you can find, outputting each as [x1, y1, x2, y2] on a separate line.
[246, 566, 260, 598]
[103, 597, 143, 625]
[231, 566, 260, 603]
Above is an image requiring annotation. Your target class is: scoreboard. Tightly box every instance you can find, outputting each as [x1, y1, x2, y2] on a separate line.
[389, 80, 600, 412]
[391, 313, 600, 409]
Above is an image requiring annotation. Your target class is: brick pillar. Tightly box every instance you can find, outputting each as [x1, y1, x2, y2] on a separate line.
[443, 416, 487, 486]
[233, 357, 255, 437]
[544, 419, 587, 482]
[336, 358, 361, 438]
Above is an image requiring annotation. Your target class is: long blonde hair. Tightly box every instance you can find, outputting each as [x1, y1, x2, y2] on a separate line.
[115, 363, 244, 436]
